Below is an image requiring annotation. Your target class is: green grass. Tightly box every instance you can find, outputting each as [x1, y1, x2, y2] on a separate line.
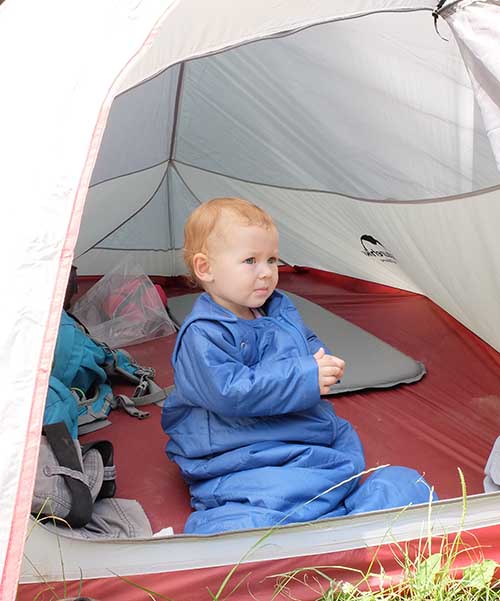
[270, 542, 499, 600]
[266, 469, 500, 601]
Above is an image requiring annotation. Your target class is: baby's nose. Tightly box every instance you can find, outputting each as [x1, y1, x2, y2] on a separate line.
[259, 263, 272, 278]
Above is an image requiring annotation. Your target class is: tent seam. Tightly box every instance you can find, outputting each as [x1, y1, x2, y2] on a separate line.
[76, 163, 170, 260]
[115, 7, 435, 98]
[89, 159, 168, 189]
[173, 159, 500, 205]
[168, 62, 185, 161]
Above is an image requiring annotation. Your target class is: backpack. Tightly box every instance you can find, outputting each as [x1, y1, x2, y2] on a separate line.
[36, 310, 170, 528]
[44, 311, 168, 437]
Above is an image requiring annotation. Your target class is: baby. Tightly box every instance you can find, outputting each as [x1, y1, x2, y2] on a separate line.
[183, 196, 344, 393]
[162, 197, 435, 534]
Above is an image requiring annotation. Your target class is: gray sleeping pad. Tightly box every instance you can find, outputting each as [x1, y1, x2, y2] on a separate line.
[167, 291, 425, 395]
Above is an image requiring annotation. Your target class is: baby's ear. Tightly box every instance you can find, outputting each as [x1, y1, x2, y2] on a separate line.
[192, 252, 213, 283]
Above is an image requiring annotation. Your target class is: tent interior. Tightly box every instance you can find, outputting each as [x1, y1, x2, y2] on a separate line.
[26, 0, 500, 564]
[75, 269, 500, 536]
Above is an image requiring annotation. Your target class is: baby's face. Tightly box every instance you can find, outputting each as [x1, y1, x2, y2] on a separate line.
[205, 220, 279, 319]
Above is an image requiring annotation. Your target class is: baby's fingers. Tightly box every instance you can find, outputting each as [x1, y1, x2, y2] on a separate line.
[319, 371, 339, 387]
[324, 354, 345, 367]
[319, 379, 338, 395]
[313, 347, 325, 361]
[323, 357, 345, 378]
[320, 365, 342, 377]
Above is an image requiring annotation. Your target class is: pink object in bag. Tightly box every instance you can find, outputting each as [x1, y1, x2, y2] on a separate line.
[72, 259, 175, 348]
[104, 282, 167, 320]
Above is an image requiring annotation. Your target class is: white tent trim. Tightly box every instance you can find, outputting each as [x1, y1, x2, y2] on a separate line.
[20, 493, 500, 582]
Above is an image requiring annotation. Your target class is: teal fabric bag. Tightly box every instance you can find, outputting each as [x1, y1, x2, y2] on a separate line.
[43, 376, 80, 439]
[44, 311, 164, 438]
[52, 311, 109, 394]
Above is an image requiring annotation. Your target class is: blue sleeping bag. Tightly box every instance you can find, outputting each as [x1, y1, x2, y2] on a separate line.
[162, 291, 436, 534]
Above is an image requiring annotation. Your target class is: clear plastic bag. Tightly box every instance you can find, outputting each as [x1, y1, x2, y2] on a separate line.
[72, 257, 175, 347]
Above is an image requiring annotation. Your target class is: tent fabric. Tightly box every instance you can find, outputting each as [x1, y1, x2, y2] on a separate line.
[0, 3, 179, 598]
[91, 10, 499, 201]
[74, 8, 500, 354]
[2, 1, 500, 599]
[18, 517, 500, 601]
[167, 291, 426, 393]
[444, 0, 500, 171]
[16, 525, 500, 601]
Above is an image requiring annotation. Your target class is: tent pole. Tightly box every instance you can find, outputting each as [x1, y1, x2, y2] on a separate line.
[167, 62, 186, 258]
[169, 62, 185, 161]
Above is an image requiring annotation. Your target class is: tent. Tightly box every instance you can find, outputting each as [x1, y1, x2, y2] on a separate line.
[2, 0, 500, 598]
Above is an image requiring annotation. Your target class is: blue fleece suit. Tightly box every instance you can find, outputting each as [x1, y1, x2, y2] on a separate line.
[162, 291, 434, 534]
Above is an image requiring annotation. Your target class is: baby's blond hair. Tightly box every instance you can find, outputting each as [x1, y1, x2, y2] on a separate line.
[183, 197, 275, 286]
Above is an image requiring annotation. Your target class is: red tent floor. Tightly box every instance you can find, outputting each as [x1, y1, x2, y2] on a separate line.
[80, 268, 500, 536]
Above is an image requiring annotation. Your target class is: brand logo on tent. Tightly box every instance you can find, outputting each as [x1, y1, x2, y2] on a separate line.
[360, 235, 397, 264]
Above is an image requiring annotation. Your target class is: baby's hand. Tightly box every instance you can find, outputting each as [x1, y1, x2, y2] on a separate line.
[313, 347, 345, 395]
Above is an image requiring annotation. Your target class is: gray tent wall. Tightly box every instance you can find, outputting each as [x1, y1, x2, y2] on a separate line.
[74, 8, 500, 352]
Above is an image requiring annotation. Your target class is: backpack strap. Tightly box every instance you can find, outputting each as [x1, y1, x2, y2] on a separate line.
[78, 419, 113, 436]
[113, 380, 174, 419]
[62, 311, 169, 428]
[42, 422, 93, 528]
[73, 385, 115, 436]
[113, 394, 150, 419]
[131, 378, 172, 406]
[102, 347, 155, 384]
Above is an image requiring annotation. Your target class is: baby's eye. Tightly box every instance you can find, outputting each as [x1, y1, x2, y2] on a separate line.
[268, 257, 278, 264]
[244, 257, 256, 264]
